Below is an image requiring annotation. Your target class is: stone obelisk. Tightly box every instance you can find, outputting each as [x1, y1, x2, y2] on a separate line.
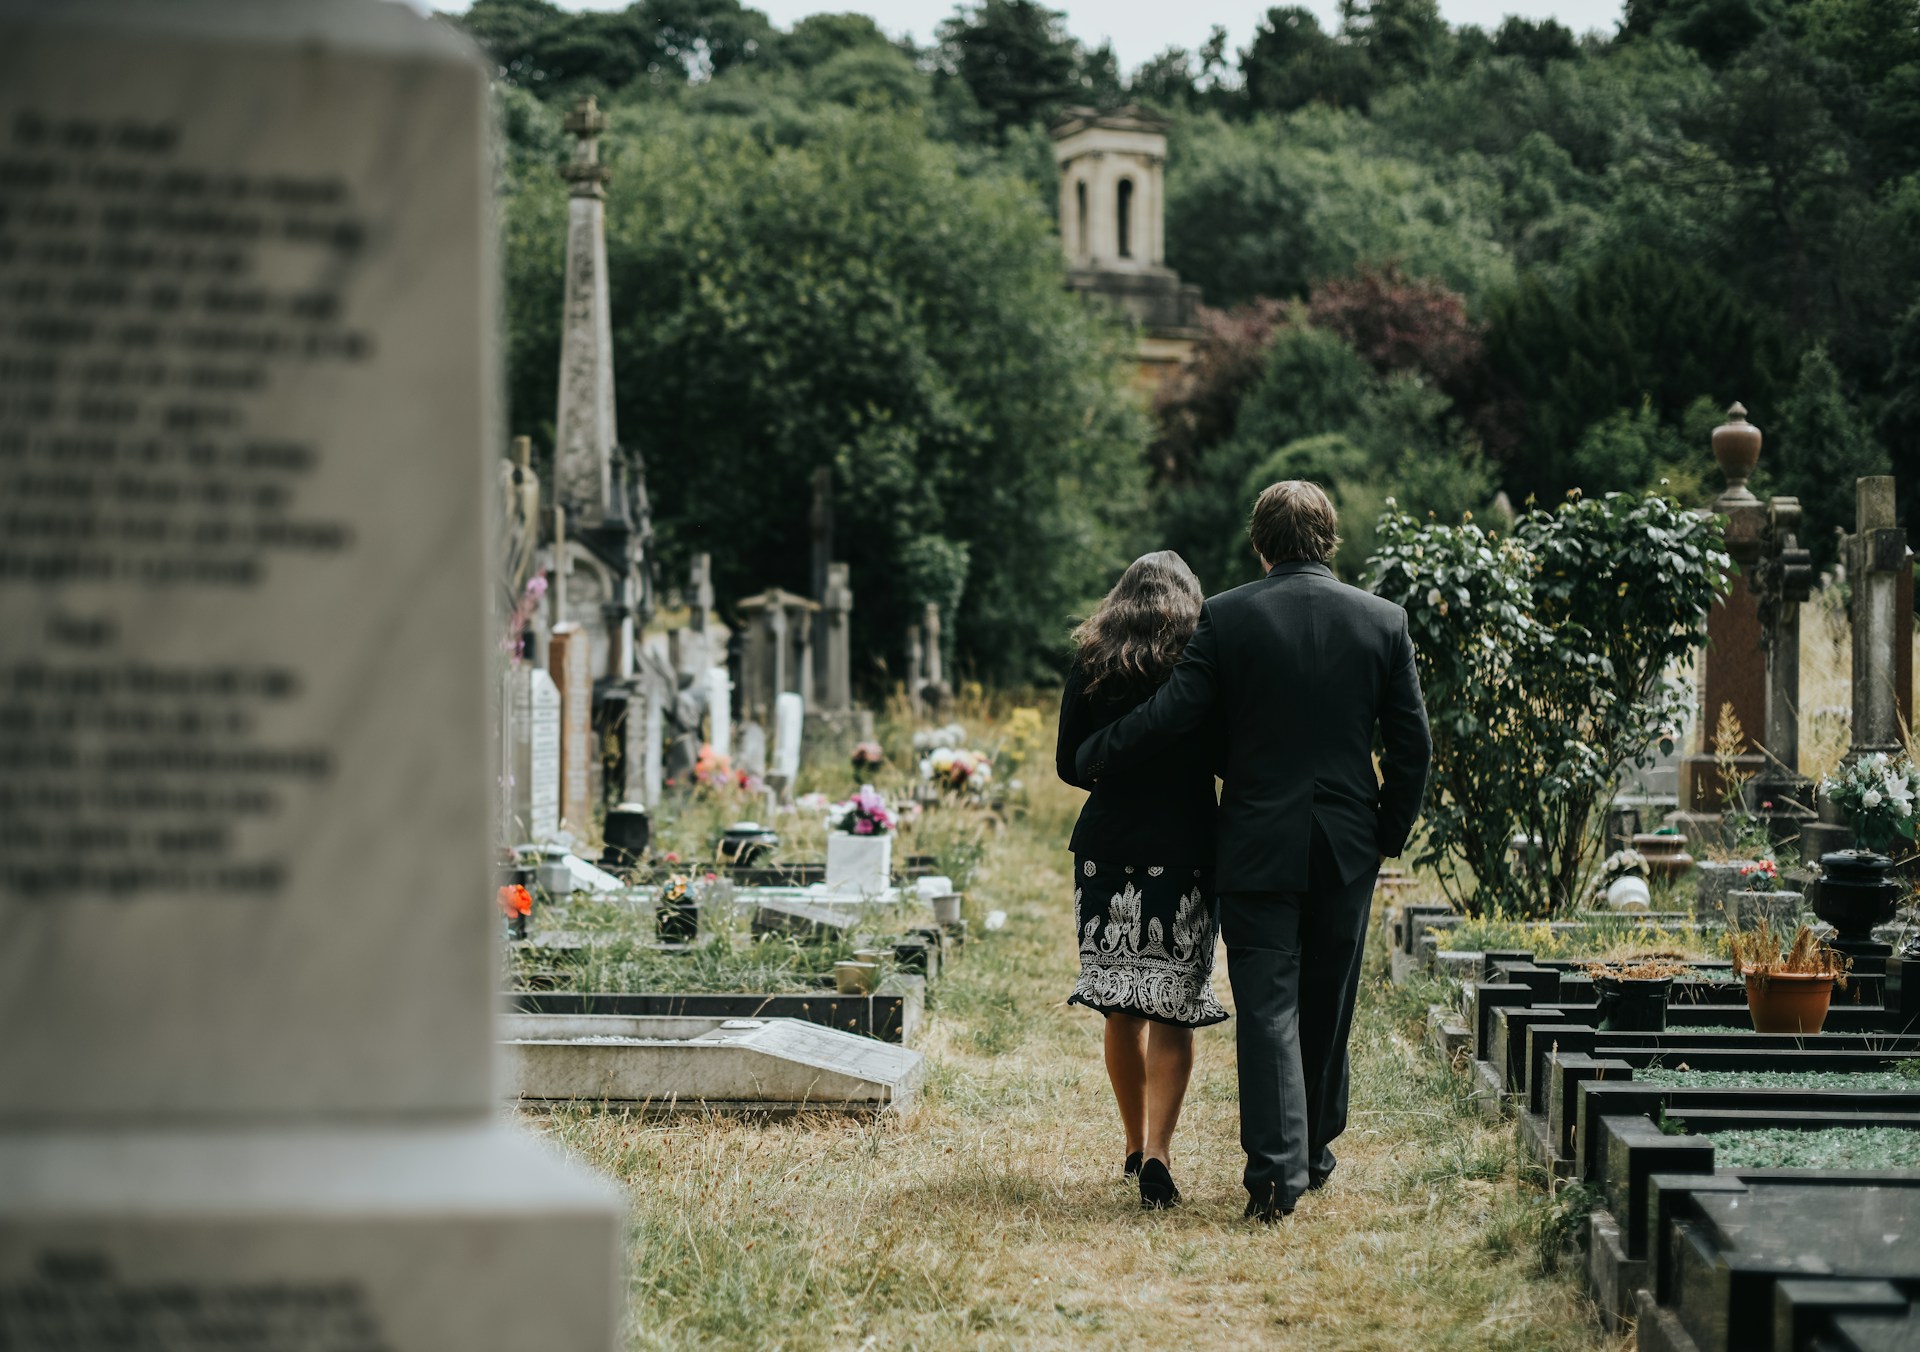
[555, 94, 616, 527]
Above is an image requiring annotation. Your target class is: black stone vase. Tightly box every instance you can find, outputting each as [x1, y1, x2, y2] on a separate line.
[600, 804, 651, 872]
[1814, 850, 1903, 943]
[1595, 975, 1672, 1032]
[655, 879, 700, 943]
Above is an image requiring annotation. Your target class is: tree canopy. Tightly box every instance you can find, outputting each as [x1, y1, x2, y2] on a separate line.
[459, 0, 1920, 680]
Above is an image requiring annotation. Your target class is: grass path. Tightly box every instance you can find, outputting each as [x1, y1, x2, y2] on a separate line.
[537, 780, 1627, 1350]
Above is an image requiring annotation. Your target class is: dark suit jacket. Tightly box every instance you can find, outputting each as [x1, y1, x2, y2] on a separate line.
[1055, 661, 1217, 865]
[1075, 560, 1431, 893]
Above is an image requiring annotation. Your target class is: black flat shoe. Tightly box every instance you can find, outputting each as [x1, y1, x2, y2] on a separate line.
[1307, 1166, 1334, 1192]
[1245, 1186, 1294, 1224]
[1139, 1157, 1180, 1210]
[1124, 1151, 1143, 1179]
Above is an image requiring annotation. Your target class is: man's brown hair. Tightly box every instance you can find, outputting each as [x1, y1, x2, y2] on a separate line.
[1249, 479, 1340, 565]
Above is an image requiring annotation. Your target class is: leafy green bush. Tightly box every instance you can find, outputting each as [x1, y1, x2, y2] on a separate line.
[1369, 491, 1728, 916]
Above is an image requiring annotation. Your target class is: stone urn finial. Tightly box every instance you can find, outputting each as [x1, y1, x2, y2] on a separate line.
[1712, 402, 1763, 502]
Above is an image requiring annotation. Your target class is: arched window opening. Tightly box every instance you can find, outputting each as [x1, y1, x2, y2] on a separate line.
[1075, 180, 1088, 257]
[1116, 178, 1134, 258]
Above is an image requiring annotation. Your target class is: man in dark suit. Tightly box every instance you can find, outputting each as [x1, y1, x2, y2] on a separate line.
[1075, 480, 1431, 1221]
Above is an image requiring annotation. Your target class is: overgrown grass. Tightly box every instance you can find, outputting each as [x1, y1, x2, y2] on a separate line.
[1432, 912, 1723, 963]
[525, 702, 1624, 1350]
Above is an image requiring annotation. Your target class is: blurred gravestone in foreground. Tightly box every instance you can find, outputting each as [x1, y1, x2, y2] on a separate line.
[0, 2, 622, 1347]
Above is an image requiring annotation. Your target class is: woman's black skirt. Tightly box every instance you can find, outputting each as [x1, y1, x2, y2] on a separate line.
[1067, 856, 1228, 1029]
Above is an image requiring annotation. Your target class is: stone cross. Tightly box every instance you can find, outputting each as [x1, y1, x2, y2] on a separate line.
[1803, 476, 1913, 861]
[0, 4, 620, 1343]
[906, 623, 925, 715]
[737, 589, 818, 723]
[1849, 476, 1907, 761]
[822, 562, 854, 714]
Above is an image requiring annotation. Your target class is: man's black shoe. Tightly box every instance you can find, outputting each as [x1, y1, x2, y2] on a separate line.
[1307, 1167, 1334, 1192]
[1244, 1187, 1293, 1224]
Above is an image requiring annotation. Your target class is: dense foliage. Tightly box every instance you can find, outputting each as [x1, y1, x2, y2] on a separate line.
[1369, 493, 1729, 915]
[458, 0, 1914, 683]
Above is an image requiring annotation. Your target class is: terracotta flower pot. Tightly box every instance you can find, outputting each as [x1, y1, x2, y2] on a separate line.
[1742, 970, 1835, 1034]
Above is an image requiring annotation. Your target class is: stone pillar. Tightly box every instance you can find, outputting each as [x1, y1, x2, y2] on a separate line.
[553, 95, 616, 527]
[0, 7, 622, 1343]
[906, 624, 925, 716]
[1851, 476, 1906, 759]
[1804, 477, 1912, 860]
[1680, 404, 1769, 824]
[1898, 549, 1914, 735]
[822, 562, 853, 714]
[767, 603, 789, 711]
[549, 624, 594, 837]
[921, 601, 950, 712]
[1749, 497, 1816, 842]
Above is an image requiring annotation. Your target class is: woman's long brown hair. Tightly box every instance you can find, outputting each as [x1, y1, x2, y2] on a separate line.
[1070, 551, 1203, 697]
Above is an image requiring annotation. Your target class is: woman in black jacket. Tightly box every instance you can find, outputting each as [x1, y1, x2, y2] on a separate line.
[1056, 550, 1225, 1210]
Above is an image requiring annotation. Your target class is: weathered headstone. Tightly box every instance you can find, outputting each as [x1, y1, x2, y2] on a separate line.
[512, 665, 563, 842]
[0, 5, 621, 1345]
[550, 622, 593, 835]
[707, 664, 733, 761]
[772, 690, 805, 786]
[906, 623, 925, 715]
[738, 721, 768, 777]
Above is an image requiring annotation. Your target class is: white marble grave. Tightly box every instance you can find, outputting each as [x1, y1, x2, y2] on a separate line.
[707, 664, 733, 761]
[503, 1014, 927, 1112]
[772, 689, 805, 782]
[512, 665, 563, 842]
[0, 3, 623, 1346]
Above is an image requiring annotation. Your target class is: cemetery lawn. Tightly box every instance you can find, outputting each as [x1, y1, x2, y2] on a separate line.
[532, 776, 1623, 1350]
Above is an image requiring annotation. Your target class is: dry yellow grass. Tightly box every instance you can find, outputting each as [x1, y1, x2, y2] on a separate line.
[528, 706, 1624, 1351]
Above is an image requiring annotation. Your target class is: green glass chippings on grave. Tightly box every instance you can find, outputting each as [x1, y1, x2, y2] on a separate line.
[1705, 1125, 1920, 1170]
[1637, 1068, 1920, 1091]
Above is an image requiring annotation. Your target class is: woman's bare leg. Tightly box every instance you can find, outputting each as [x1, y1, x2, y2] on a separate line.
[1103, 1013, 1149, 1156]
[1142, 1023, 1195, 1166]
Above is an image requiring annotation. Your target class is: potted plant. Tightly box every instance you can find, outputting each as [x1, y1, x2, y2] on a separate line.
[1582, 957, 1690, 1032]
[1599, 848, 1652, 911]
[825, 786, 897, 896]
[1728, 919, 1849, 1034]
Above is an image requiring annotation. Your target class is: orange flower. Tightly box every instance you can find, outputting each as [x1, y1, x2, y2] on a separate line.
[497, 884, 532, 918]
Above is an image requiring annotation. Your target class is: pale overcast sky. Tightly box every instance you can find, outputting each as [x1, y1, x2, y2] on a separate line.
[560, 0, 1629, 69]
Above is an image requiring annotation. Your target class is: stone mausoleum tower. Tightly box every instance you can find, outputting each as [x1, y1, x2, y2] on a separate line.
[1051, 105, 1204, 389]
